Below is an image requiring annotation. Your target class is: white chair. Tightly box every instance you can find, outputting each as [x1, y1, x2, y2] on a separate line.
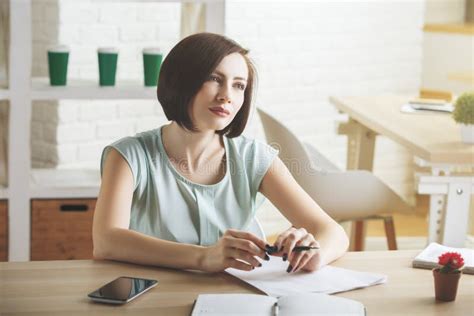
[257, 108, 413, 250]
[246, 218, 267, 242]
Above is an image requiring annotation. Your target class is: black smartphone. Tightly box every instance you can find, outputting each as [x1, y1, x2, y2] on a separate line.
[87, 276, 158, 304]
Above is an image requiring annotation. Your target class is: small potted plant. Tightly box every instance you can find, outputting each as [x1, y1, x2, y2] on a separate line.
[433, 252, 464, 301]
[452, 92, 474, 143]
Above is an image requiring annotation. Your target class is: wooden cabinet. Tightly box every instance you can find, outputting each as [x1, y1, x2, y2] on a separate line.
[0, 201, 7, 261]
[31, 199, 96, 260]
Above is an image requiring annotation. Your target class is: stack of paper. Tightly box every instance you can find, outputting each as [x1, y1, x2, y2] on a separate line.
[226, 256, 386, 297]
[400, 98, 453, 113]
[413, 242, 474, 274]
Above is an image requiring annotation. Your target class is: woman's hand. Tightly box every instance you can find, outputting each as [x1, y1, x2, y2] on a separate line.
[200, 229, 268, 273]
[271, 227, 321, 273]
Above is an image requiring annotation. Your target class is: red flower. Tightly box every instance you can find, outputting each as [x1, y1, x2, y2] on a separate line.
[438, 252, 464, 273]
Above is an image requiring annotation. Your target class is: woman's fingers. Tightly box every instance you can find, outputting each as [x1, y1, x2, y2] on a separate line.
[272, 227, 293, 255]
[227, 248, 262, 268]
[290, 240, 320, 273]
[224, 235, 266, 259]
[225, 229, 267, 251]
[225, 258, 255, 271]
[281, 228, 308, 261]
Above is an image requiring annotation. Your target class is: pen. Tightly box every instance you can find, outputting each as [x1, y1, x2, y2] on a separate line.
[273, 302, 279, 316]
[293, 245, 319, 252]
[265, 245, 319, 254]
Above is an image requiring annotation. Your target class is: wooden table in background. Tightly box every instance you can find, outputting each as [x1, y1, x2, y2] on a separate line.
[1, 251, 473, 315]
[330, 95, 474, 247]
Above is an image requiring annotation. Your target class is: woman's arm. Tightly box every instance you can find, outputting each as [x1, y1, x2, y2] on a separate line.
[259, 156, 349, 271]
[93, 148, 267, 272]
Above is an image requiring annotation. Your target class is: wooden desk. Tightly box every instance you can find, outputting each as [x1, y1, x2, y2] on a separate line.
[1, 251, 473, 315]
[329, 95, 474, 247]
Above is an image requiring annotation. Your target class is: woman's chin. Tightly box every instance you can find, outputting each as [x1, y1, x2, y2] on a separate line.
[203, 121, 231, 132]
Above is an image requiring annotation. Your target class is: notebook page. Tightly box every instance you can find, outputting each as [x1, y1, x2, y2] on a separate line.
[278, 293, 365, 316]
[191, 294, 276, 316]
[227, 256, 386, 297]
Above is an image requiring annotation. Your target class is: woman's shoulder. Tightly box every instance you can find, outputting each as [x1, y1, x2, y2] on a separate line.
[226, 134, 278, 159]
[111, 128, 161, 149]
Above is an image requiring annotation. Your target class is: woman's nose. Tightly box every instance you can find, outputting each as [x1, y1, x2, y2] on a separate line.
[217, 86, 231, 103]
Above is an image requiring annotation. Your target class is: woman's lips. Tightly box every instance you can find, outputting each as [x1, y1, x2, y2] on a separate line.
[209, 107, 230, 117]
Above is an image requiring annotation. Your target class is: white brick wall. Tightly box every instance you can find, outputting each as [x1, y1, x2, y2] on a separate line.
[226, 0, 424, 204]
[31, 0, 180, 168]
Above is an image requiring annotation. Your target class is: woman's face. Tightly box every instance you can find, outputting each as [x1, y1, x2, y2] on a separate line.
[189, 52, 248, 133]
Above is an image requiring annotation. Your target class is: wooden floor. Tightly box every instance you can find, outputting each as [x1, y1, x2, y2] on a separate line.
[366, 212, 428, 237]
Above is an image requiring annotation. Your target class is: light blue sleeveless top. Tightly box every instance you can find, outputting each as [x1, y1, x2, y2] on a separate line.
[100, 126, 278, 246]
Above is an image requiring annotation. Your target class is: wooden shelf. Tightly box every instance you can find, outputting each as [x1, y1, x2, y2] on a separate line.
[29, 169, 100, 199]
[0, 89, 9, 100]
[96, 0, 222, 3]
[31, 78, 157, 100]
[0, 187, 8, 200]
[424, 23, 474, 35]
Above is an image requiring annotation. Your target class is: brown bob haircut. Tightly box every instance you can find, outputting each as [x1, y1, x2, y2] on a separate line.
[157, 33, 256, 138]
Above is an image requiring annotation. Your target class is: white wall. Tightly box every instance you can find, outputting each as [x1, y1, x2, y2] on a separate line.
[228, 0, 424, 199]
[421, 0, 473, 95]
[424, 0, 466, 23]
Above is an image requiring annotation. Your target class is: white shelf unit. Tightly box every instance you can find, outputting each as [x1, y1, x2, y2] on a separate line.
[31, 78, 157, 100]
[8, 0, 226, 261]
[0, 187, 8, 199]
[29, 168, 101, 199]
[0, 89, 8, 99]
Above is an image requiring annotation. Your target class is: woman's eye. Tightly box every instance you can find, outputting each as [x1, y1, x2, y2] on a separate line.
[235, 83, 246, 90]
[209, 75, 221, 82]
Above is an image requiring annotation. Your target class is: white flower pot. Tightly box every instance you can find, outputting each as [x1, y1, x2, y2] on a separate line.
[460, 124, 474, 144]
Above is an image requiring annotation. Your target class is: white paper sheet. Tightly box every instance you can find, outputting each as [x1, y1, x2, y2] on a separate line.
[226, 256, 387, 297]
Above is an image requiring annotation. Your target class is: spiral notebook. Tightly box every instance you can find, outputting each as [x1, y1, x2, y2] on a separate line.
[191, 293, 366, 316]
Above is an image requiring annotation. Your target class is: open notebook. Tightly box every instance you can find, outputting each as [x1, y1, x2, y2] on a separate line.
[191, 293, 365, 316]
[413, 242, 474, 274]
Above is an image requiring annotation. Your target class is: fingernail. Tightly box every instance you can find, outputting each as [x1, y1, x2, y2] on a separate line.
[286, 265, 293, 273]
[264, 254, 270, 261]
[282, 253, 288, 261]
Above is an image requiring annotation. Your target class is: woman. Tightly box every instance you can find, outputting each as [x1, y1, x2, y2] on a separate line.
[93, 33, 348, 274]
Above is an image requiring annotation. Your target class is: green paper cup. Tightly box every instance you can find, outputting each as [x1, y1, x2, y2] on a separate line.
[98, 47, 119, 86]
[142, 47, 163, 87]
[47, 45, 69, 86]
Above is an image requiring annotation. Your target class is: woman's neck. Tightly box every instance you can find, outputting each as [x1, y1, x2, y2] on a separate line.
[162, 122, 223, 172]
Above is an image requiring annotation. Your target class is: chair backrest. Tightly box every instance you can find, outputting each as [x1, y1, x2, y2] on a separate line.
[257, 107, 412, 220]
[246, 217, 266, 241]
[257, 108, 328, 190]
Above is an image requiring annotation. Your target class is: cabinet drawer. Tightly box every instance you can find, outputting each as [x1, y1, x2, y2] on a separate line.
[31, 199, 96, 260]
[0, 201, 7, 261]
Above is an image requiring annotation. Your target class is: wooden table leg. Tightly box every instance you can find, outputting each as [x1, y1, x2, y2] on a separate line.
[339, 119, 377, 251]
[351, 220, 366, 251]
[342, 118, 377, 171]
